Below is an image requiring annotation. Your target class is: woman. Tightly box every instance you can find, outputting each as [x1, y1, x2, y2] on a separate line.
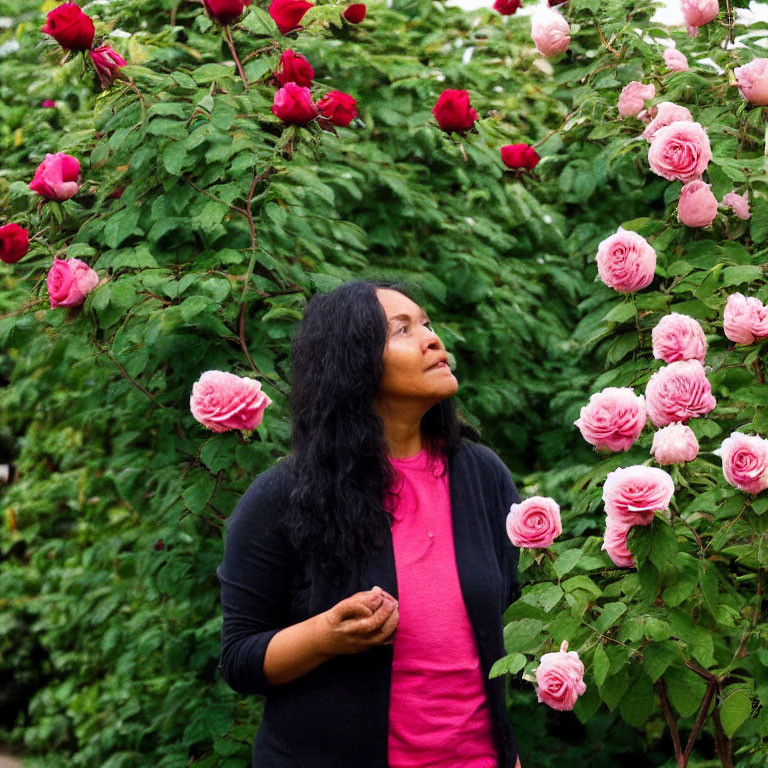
[217, 279, 524, 768]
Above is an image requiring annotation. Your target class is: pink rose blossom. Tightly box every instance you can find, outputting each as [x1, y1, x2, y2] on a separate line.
[618, 81, 656, 118]
[89, 45, 127, 89]
[651, 423, 700, 464]
[734, 58, 768, 106]
[42, 99, 56, 108]
[663, 48, 689, 72]
[595, 227, 656, 293]
[713, 431, 768, 494]
[678, 180, 718, 228]
[534, 641, 587, 711]
[603, 465, 676, 527]
[190, 370, 272, 433]
[46, 256, 100, 308]
[647, 121, 711, 183]
[642, 102, 693, 143]
[721, 190, 751, 220]
[680, 0, 719, 29]
[530, 5, 571, 58]
[651, 312, 707, 364]
[602, 520, 635, 568]
[644, 359, 717, 427]
[29, 153, 81, 201]
[573, 387, 646, 452]
[506, 496, 562, 548]
[723, 293, 768, 345]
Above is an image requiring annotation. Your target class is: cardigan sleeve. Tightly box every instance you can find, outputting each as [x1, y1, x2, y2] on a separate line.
[216, 468, 294, 696]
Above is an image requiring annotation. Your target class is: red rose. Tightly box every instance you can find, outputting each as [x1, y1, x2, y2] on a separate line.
[500, 143, 540, 171]
[342, 3, 366, 22]
[0, 224, 30, 264]
[272, 82, 319, 125]
[317, 91, 358, 127]
[89, 45, 127, 89]
[432, 89, 478, 134]
[42, 100, 56, 108]
[269, 0, 314, 35]
[202, 0, 251, 25]
[493, 0, 521, 14]
[276, 49, 314, 88]
[41, 2, 94, 51]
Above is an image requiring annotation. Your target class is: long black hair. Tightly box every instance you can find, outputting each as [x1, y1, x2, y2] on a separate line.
[283, 278, 482, 588]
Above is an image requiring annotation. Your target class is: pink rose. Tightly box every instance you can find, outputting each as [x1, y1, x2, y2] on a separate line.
[641, 102, 693, 143]
[89, 45, 127, 90]
[603, 465, 675, 527]
[647, 121, 711, 183]
[190, 370, 272, 433]
[46, 256, 100, 308]
[595, 226, 656, 293]
[734, 58, 768, 106]
[651, 423, 700, 464]
[663, 48, 689, 72]
[574, 387, 646, 452]
[652, 312, 707, 364]
[272, 82, 319, 125]
[680, 0, 719, 28]
[678, 180, 718, 228]
[530, 5, 571, 58]
[42, 99, 56, 108]
[713, 431, 768, 494]
[506, 496, 562, 548]
[644, 359, 717, 427]
[534, 640, 587, 711]
[721, 190, 751, 220]
[723, 293, 768, 345]
[617, 81, 656, 118]
[29, 152, 81, 201]
[602, 520, 635, 568]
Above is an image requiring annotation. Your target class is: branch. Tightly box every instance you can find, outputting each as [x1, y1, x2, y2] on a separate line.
[224, 25, 248, 91]
[683, 681, 716, 764]
[712, 698, 735, 768]
[656, 678, 685, 767]
[96, 342, 167, 408]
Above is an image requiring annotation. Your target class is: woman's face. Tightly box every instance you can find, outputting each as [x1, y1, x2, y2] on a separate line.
[374, 288, 458, 406]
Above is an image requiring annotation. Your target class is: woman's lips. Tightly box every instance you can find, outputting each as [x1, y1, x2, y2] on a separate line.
[427, 361, 450, 370]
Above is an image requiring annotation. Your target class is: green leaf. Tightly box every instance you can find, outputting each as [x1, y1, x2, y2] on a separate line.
[562, 575, 602, 598]
[520, 583, 564, 613]
[749, 196, 768, 244]
[200, 433, 239, 474]
[721, 265, 763, 287]
[720, 686, 753, 739]
[593, 643, 609, 686]
[553, 549, 583, 579]
[182, 474, 217, 514]
[489, 652, 527, 679]
[642, 641, 679, 683]
[593, 602, 627, 634]
[503, 619, 546, 654]
[104, 206, 141, 248]
[619, 669, 654, 728]
[664, 664, 708, 718]
[598, 666, 629, 712]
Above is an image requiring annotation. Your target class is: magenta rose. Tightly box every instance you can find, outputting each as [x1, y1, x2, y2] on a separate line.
[721, 190, 751, 220]
[530, 5, 570, 57]
[647, 121, 711, 183]
[41, 2, 94, 51]
[681, 0, 719, 28]
[652, 313, 707, 364]
[723, 293, 768, 345]
[190, 370, 272, 433]
[317, 91, 358, 128]
[617, 81, 655, 118]
[494, 0, 522, 14]
[46, 256, 100, 308]
[734, 58, 768, 106]
[642, 102, 693, 143]
[714, 431, 768, 494]
[276, 49, 314, 88]
[534, 641, 587, 711]
[202, 0, 251, 25]
[42, 99, 56, 108]
[342, 3, 366, 22]
[89, 45, 127, 89]
[651, 423, 700, 465]
[432, 89, 478, 134]
[595, 226, 656, 293]
[574, 387, 646, 453]
[644, 359, 717, 427]
[501, 143, 540, 171]
[602, 520, 635, 568]
[603, 465, 675, 527]
[663, 48, 689, 72]
[678, 180, 718, 228]
[0, 223, 30, 264]
[272, 82, 319, 125]
[269, 0, 313, 35]
[29, 153, 81, 201]
[506, 496, 562, 548]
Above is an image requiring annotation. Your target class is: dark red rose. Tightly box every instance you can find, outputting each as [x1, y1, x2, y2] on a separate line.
[342, 3, 366, 22]
[493, 0, 521, 14]
[269, 0, 314, 35]
[41, 3, 94, 51]
[500, 143, 540, 170]
[272, 82, 319, 125]
[276, 49, 314, 88]
[549, 0, 568, 6]
[432, 89, 478, 134]
[89, 45, 127, 89]
[201, 0, 251, 25]
[109, 188, 124, 199]
[0, 224, 30, 264]
[317, 91, 358, 127]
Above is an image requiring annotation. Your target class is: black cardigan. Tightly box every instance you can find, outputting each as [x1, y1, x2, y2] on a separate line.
[217, 438, 523, 767]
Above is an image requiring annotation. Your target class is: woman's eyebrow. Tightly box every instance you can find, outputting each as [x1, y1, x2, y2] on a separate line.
[388, 311, 429, 324]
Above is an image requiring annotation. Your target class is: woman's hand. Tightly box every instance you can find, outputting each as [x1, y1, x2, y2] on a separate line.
[317, 586, 399, 656]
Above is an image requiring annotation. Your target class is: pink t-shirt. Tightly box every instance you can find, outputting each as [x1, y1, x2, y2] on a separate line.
[385, 447, 499, 768]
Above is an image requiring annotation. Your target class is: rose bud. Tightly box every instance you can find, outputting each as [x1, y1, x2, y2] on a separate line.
[647, 120, 711, 183]
[574, 387, 646, 453]
[109, 188, 124, 199]
[190, 370, 273, 432]
[603, 465, 675, 527]
[595, 226, 656, 293]
[432, 89, 478, 134]
[0, 224, 30, 264]
[494, 0, 522, 15]
[651, 423, 700, 465]
[734, 58, 768, 106]
[721, 190, 751, 220]
[89, 45, 127, 89]
[506, 496, 562, 549]
[644, 359, 717, 427]
[677, 180, 718, 228]
[269, 0, 314, 35]
[342, 3, 366, 22]
[29, 153, 81, 201]
[534, 641, 587, 711]
[663, 47, 689, 71]
[602, 520, 635, 568]
[42, 99, 56, 108]
[617, 81, 655, 118]
[272, 82, 318, 125]
[641, 101, 693, 143]
[317, 90, 358, 127]
[681, 0, 719, 30]
[651, 312, 707, 364]
[46, 256, 100, 308]
[713, 431, 768, 495]
[501, 143, 540, 170]
[202, 0, 252, 25]
[723, 292, 768, 345]
[530, 5, 571, 58]
[276, 49, 314, 88]
[41, 2, 94, 51]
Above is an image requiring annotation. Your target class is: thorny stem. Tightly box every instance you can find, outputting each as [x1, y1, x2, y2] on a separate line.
[683, 681, 716, 765]
[656, 678, 684, 767]
[723, 0, 735, 47]
[595, 19, 620, 57]
[224, 25, 248, 91]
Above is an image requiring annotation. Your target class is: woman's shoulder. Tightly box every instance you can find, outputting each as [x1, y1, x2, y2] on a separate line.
[226, 456, 296, 532]
[456, 437, 510, 475]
